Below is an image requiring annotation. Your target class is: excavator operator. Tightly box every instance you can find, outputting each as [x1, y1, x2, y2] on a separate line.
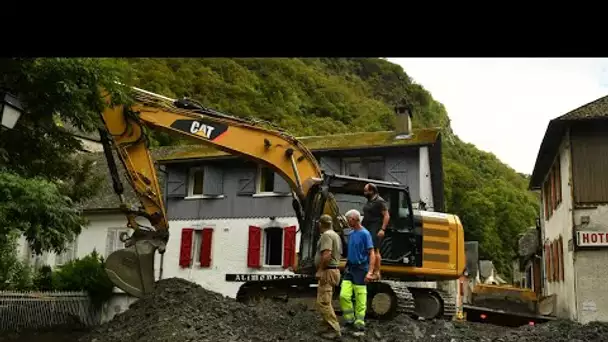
[362, 183, 390, 280]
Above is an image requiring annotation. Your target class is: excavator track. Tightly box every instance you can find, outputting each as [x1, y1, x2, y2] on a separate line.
[375, 280, 415, 318]
[235, 277, 457, 321]
[368, 278, 457, 320]
[406, 286, 457, 320]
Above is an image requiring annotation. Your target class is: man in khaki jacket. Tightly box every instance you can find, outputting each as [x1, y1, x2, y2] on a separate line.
[315, 214, 343, 339]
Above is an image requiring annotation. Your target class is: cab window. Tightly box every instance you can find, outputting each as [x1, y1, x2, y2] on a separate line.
[387, 190, 413, 231]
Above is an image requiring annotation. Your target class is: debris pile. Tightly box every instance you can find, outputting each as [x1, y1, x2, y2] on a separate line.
[75, 278, 608, 342]
[80, 278, 321, 342]
[497, 319, 608, 342]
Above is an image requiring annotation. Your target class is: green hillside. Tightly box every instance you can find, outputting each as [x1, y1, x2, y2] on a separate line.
[115, 58, 539, 277]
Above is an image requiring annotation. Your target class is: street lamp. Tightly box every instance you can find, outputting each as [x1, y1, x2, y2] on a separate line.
[0, 93, 24, 130]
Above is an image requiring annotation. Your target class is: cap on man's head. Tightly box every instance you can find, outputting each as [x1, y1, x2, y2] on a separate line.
[319, 214, 333, 226]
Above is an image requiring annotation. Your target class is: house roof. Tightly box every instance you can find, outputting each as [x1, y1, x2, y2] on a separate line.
[529, 94, 608, 190]
[78, 150, 166, 212]
[55, 118, 101, 143]
[154, 128, 441, 163]
[79, 128, 440, 211]
[518, 227, 539, 258]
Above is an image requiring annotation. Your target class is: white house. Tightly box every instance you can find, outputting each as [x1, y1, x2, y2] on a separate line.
[529, 94, 608, 323]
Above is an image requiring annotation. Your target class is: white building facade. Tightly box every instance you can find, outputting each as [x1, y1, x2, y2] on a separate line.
[530, 96, 608, 323]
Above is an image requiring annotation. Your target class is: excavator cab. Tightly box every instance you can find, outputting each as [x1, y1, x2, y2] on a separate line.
[296, 173, 422, 276]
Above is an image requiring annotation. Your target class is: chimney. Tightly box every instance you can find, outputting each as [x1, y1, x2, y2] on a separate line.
[394, 98, 413, 138]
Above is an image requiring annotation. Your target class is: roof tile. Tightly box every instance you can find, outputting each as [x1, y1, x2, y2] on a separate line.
[557, 94, 608, 121]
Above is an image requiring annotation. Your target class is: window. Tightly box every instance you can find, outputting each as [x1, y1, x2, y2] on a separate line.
[367, 159, 385, 180]
[191, 229, 206, 265]
[343, 157, 385, 180]
[178, 227, 214, 268]
[247, 225, 296, 269]
[545, 237, 565, 284]
[344, 159, 362, 177]
[525, 265, 533, 290]
[55, 239, 77, 266]
[258, 166, 275, 193]
[264, 227, 283, 266]
[543, 157, 562, 220]
[25, 246, 48, 269]
[106, 228, 131, 257]
[188, 167, 204, 197]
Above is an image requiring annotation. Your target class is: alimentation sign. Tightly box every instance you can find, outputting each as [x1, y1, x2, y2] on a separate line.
[576, 231, 608, 247]
[225, 273, 312, 282]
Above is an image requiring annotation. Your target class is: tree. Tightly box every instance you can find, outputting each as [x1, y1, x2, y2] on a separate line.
[0, 58, 131, 255]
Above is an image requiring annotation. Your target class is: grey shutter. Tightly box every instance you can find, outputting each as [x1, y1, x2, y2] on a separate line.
[203, 165, 224, 196]
[320, 157, 341, 176]
[384, 156, 408, 185]
[237, 168, 256, 195]
[167, 167, 188, 198]
[366, 159, 385, 180]
[273, 173, 291, 194]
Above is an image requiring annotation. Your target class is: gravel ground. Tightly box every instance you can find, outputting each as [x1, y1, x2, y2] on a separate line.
[0, 328, 89, 342]
[4, 278, 608, 342]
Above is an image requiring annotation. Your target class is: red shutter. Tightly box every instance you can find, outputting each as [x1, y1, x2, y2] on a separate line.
[556, 159, 562, 204]
[558, 236, 564, 281]
[283, 225, 297, 269]
[199, 228, 214, 267]
[544, 243, 552, 282]
[247, 226, 262, 268]
[551, 170, 557, 210]
[179, 228, 194, 268]
[552, 241, 558, 281]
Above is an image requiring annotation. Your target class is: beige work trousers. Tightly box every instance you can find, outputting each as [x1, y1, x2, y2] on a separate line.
[315, 268, 341, 333]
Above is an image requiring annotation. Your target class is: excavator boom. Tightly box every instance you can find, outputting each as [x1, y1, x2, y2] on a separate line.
[99, 87, 332, 297]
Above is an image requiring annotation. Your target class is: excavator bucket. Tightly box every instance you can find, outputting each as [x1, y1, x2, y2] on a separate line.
[104, 239, 160, 298]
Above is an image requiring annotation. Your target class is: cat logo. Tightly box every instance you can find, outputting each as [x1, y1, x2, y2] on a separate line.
[190, 121, 215, 139]
[170, 119, 228, 141]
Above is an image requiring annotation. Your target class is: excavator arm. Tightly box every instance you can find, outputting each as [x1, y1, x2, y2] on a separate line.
[99, 87, 339, 297]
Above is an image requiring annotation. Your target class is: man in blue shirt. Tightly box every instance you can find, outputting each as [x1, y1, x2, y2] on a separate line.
[339, 209, 376, 332]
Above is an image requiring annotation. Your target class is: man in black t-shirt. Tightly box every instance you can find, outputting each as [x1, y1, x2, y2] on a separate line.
[361, 183, 390, 280]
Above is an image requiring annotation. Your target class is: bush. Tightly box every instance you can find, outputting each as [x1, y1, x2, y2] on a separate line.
[10, 261, 34, 290]
[52, 250, 114, 307]
[33, 265, 54, 291]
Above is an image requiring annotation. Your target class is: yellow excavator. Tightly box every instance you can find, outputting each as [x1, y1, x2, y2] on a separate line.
[98, 86, 465, 320]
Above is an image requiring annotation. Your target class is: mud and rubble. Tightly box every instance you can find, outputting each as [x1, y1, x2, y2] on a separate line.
[4, 277, 608, 342]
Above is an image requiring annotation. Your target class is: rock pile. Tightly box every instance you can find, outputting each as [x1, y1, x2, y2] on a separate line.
[78, 278, 608, 342]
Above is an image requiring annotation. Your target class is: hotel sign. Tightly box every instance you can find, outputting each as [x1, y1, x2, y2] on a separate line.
[576, 231, 608, 247]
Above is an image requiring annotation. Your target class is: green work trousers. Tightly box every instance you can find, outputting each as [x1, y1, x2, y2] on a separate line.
[339, 268, 368, 328]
